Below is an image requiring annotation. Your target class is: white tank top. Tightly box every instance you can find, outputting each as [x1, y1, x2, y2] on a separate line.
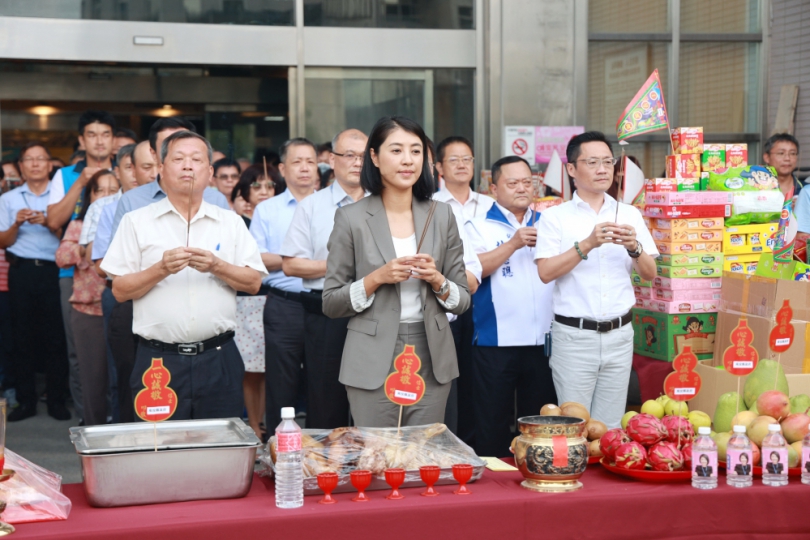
[391, 234, 423, 323]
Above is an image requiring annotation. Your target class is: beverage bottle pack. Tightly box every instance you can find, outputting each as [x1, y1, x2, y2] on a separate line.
[275, 407, 304, 508]
[761, 424, 789, 487]
[692, 426, 718, 490]
[802, 425, 810, 486]
[726, 425, 753, 488]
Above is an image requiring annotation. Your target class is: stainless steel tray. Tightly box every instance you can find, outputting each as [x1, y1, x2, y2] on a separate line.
[303, 465, 484, 495]
[70, 418, 262, 507]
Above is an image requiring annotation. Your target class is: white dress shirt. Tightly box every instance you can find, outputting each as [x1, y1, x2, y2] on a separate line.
[433, 187, 494, 224]
[534, 192, 658, 320]
[79, 191, 121, 246]
[249, 189, 305, 292]
[101, 197, 267, 343]
[280, 182, 364, 290]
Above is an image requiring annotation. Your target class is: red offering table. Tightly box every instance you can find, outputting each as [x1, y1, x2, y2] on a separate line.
[10, 465, 810, 540]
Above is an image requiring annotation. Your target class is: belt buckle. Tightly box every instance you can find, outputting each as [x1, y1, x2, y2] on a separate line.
[597, 320, 614, 333]
[178, 342, 202, 355]
[34, 259, 43, 267]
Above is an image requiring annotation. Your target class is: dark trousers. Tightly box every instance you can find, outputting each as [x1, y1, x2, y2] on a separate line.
[132, 338, 244, 420]
[264, 294, 305, 430]
[108, 297, 138, 422]
[472, 345, 557, 458]
[101, 287, 119, 423]
[0, 291, 14, 389]
[8, 262, 68, 407]
[71, 308, 108, 426]
[303, 311, 350, 429]
[449, 309, 475, 443]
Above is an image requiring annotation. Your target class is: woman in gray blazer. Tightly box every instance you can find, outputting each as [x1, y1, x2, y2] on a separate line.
[323, 117, 470, 427]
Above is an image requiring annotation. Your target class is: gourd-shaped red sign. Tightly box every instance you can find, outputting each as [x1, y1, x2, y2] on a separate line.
[384, 345, 426, 406]
[722, 318, 759, 376]
[664, 346, 702, 401]
[769, 300, 794, 353]
[134, 358, 178, 422]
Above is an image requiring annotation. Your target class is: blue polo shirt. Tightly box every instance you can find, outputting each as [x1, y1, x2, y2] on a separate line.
[249, 189, 305, 292]
[0, 182, 60, 260]
[49, 161, 85, 278]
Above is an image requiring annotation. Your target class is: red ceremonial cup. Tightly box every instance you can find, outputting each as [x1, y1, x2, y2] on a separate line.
[452, 464, 473, 495]
[350, 470, 372, 502]
[317, 472, 339, 504]
[384, 468, 406, 500]
[420, 465, 441, 497]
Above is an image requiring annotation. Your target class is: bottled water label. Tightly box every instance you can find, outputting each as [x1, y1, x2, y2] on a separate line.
[277, 433, 302, 452]
[803, 447, 810, 474]
[726, 449, 752, 477]
[692, 450, 717, 479]
[762, 447, 788, 476]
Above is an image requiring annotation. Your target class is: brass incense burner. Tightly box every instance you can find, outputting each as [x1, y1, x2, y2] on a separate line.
[513, 416, 588, 493]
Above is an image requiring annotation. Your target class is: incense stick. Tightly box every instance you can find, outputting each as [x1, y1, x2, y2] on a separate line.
[614, 148, 626, 223]
[186, 176, 194, 247]
[263, 156, 269, 183]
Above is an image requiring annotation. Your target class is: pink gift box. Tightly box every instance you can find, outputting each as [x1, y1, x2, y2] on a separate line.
[643, 205, 731, 219]
[641, 298, 719, 314]
[652, 276, 722, 290]
[645, 192, 733, 206]
[653, 288, 722, 302]
[634, 286, 652, 299]
[652, 229, 724, 242]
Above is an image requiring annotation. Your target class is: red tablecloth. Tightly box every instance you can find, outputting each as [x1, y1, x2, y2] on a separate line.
[9, 465, 810, 540]
[634, 353, 675, 402]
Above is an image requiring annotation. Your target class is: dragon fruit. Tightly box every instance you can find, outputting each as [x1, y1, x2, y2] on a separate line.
[647, 441, 685, 471]
[626, 413, 667, 446]
[661, 415, 694, 446]
[614, 442, 648, 470]
[681, 443, 693, 468]
[599, 428, 631, 460]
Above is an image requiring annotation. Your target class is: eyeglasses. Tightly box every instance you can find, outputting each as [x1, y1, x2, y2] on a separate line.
[332, 152, 363, 163]
[250, 181, 275, 190]
[216, 174, 240, 180]
[445, 156, 474, 167]
[503, 178, 534, 190]
[770, 152, 798, 159]
[577, 157, 618, 169]
[21, 156, 50, 163]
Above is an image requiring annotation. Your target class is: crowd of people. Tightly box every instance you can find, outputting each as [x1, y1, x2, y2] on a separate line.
[2, 107, 802, 458]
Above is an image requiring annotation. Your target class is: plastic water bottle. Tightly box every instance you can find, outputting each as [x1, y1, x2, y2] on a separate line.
[762, 424, 789, 487]
[692, 426, 718, 490]
[726, 425, 753, 488]
[802, 425, 810, 485]
[275, 407, 304, 508]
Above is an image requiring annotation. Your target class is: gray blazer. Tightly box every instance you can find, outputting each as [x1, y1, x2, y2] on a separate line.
[323, 195, 470, 390]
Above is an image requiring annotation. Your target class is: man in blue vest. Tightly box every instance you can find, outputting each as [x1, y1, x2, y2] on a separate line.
[47, 111, 116, 423]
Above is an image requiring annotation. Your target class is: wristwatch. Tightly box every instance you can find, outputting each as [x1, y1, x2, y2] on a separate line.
[627, 240, 643, 259]
[433, 279, 449, 296]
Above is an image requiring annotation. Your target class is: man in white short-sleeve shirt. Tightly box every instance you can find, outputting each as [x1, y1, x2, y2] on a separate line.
[535, 131, 657, 429]
[102, 131, 266, 421]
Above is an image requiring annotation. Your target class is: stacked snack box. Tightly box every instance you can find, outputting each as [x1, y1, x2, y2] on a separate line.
[723, 223, 778, 275]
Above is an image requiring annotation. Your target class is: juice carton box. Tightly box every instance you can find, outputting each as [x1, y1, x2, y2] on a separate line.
[701, 144, 726, 173]
[726, 144, 748, 168]
[642, 298, 720, 314]
[653, 276, 722, 290]
[656, 241, 722, 255]
[632, 308, 717, 362]
[666, 154, 702, 179]
[653, 217, 725, 231]
[653, 287, 722, 302]
[644, 205, 731, 219]
[657, 253, 724, 267]
[645, 191, 733, 206]
[645, 177, 700, 193]
[670, 127, 704, 155]
[656, 262, 723, 278]
[724, 254, 761, 275]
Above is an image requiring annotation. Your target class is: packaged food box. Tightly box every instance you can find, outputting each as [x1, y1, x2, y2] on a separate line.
[653, 287, 722, 302]
[645, 191, 733, 206]
[634, 285, 652, 299]
[641, 298, 720, 314]
[670, 127, 704, 155]
[643, 216, 653, 231]
[666, 154, 702, 179]
[652, 228, 723, 242]
[644, 205, 731, 219]
[653, 217, 725, 231]
[700, 172, 710, 191]
[656, 262, 723, 279]
[631, 273, 652, 287]
[645, 177, 700, 193]
[657, 253, 724, 267]
[653, 276, 722, 290]
[726, 144, 748, 168]
[656, 241, 722, 256]
[701, 144, 726, 173]
[633, 308, 717, 362]
[754, 253, 810, 281]
[724, 254, 761, 275]
[723, 223, 778, 255]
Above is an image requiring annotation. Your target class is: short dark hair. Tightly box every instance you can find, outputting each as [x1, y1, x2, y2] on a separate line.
[69, 150, 86, 164]
[491, 155, 531, 184]
[1, 160, 20, 178]
[17, 142, 50, 162]
[360, 116, 435, 201]
[148, 117, 196, 153]
[160, 130, 213, 163]
[78, 169, 119, 222]
[116, 143, 136, 166]
[566, 131, 613, 164]
[317, 142, 332, 154]
[78, 111, 116, 136]
[279, 138, 317, 163]
[213, 158, 242, 177]
[764, 133, 800, 155]
[436, 136, 474, 163]
[233, 163, 285, 202]
[114, 127, 138, 142]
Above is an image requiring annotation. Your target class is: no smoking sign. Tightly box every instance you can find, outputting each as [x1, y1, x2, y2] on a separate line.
[512, 138, 528, 156]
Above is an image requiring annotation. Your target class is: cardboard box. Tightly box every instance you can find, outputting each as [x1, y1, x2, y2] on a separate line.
[653, 276, 722, 290]
[755, 253, 810, 281]
[642, 298, 719, 314]
[657, 263, 723, 278]
[634, 285, 652, 299]
[654, 217, 725, 231]
[726, 144, 748, 168]
[723, 223, 778, 255]
[701, 144, 726, 173]
[652, 229, 723, 243]
[688, 362, 810, 421]
[644, 205, 731, 219]
[645, 192, 733, 207]
[724, 254, 761, 275]
[670, 127, 704, 155]
[666, 154, 702, 179]
[653, 288, 722, 302]
[657, 253, 724, 267]
[645, 177, 700, 193]
[633, 308, 717, 362]
[631, 273, 652, 287]
[656, 241, 723, 255]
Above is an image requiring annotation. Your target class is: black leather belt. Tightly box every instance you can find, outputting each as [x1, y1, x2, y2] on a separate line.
[268, 287, 301, 302]
[139, 331, 235, 356]
[555, 311, 632, 333]
[9, 256, 55, 267]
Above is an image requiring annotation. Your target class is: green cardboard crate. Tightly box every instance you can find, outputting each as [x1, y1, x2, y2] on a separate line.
[632, 308, 717, 362]
[656, 262, 723, 278]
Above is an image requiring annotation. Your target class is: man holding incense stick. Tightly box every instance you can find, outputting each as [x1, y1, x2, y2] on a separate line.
[102, 131, 266, 420]
[535, 131, 657, 429]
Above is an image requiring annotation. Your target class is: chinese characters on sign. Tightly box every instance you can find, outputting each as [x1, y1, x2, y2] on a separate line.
[134, 358, 178, 422]
[384, 345, 426, 407]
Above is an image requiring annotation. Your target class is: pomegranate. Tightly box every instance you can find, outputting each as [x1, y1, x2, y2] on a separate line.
[614, 442, 648, 470]
[661, 415, 694, 446]
[647, 441, 684, 471]
[599, 428, 631, 460]
[756, 390, 791, 421]
[626, 413, 667, 446]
